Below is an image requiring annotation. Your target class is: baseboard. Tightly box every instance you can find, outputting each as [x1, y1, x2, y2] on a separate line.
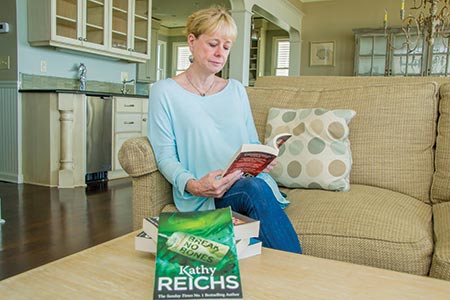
[0, 172, 23, 184]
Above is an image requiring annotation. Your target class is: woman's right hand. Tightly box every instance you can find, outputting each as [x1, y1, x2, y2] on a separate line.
[185, 170, 242, 198]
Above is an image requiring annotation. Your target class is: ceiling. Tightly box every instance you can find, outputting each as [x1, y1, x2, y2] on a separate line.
[151, 0, 328, 29]
[152, 0, 231, 28]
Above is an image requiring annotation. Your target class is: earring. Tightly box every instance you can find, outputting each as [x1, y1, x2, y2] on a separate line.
[189, 55, 194, 63]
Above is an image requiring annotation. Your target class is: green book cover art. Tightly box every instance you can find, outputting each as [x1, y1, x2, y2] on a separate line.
[153, 207, 243, 300]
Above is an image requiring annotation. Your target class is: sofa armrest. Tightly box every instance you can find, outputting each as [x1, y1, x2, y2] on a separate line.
[118, 136, 158, 176]
[430, 202, 450, 280]
[118, 137, 174, 229]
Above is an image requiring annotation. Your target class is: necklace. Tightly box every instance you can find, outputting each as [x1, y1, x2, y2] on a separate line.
[185, 72, 215, 96]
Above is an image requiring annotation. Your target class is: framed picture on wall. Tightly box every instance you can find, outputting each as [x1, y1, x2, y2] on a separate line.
[310, 41, 335, 66]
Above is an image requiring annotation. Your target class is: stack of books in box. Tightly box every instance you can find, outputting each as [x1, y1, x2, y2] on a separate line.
[135, 211, 262, 260]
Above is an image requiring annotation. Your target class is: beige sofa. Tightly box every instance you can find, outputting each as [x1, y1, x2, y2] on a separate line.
[119, 76, 450, 281]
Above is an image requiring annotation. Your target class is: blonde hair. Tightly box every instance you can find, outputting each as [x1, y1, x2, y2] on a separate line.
[184, 6, 237, 42]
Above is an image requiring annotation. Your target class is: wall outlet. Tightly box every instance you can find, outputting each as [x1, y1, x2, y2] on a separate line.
[40, 60, 47, 73]
[0, 56, 10, 70]
[121, 71, 129, 81]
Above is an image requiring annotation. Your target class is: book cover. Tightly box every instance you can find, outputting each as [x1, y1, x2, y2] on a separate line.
[153, 207, 243, 300]
[141, 213, 261, 258]
[237, 238, 262, 260]
[145, 212, 260, 242]
[139, 231, 262, 260]
[135, 231, 157, 253]
[138, 228, 262, 259]
[143, 216, 159, 240]
[231, 211, 260, 241]
[222, 132, 292, 177]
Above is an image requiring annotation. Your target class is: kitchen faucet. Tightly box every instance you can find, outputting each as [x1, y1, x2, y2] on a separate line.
[121, 79, 135, 94]
[79, 63, 87, 91]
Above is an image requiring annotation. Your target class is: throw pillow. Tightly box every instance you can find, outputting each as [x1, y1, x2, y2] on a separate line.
[265, 107, 356, 191]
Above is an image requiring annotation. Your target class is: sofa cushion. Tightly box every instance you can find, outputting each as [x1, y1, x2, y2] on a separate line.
[283, 184, 433, 275]
[341, 82, 437, 204]
[430, 201, 450, 280]
[254, 75, 450, 90]
[247, 82, 439, 203]
[245, 86, 300, 143]
[431, 83, 450, 203]
[265, 107, 355, 191]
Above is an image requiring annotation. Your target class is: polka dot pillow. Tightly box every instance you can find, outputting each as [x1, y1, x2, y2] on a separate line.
[265, 108, 356, 191]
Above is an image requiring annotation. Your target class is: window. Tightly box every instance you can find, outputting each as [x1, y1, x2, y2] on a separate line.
[173, 43, 191, 76]
[274, 38, 290, 76]
[157, 40, 167, 81]
[354, 27, 450, 76]
[356, 34, 387, 76]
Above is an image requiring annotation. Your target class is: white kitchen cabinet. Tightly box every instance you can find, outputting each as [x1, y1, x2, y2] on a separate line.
[28, 0, 108, 51]
[110, 0, 151, 61]
[141, 96, 148, 137]
[110, 96, 149, 179]
[137, 19, 160, 82]
[21, 92, 86, 188]
[27, 0, 151, 63]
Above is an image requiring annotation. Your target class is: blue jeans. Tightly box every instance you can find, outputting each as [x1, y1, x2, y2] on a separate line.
[215, 177, 302, 254]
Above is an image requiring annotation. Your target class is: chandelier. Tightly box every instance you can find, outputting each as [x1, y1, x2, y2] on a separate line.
[384, 0, 450, 51]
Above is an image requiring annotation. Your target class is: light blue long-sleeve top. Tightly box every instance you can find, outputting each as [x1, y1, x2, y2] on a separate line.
[148, 78, 289, 212]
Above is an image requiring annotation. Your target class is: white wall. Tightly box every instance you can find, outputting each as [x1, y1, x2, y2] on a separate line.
[300, 0, 404, 76]
[0, 0, 18, 81]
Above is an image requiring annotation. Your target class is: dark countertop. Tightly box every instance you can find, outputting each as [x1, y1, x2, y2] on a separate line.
[19, 89, 148, 98]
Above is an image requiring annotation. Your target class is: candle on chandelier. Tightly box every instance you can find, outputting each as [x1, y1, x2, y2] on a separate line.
[384, 9, 388, 29]
[401, 0, 405, 20]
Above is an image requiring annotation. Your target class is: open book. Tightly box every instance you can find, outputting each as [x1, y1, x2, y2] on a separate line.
[222, 132, 292, 177]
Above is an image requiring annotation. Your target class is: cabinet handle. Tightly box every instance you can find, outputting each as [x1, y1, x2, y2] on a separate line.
[142, 118, 147, 121]
[124, 121, 135, 125]
[124, 104, 135, 107]
[78, 37, 83, 41]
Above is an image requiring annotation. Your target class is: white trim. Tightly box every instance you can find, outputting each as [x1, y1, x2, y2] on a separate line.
[0, 81, 19, 88]
[157, 40, 167, 81]
[0, 172, 23, 184]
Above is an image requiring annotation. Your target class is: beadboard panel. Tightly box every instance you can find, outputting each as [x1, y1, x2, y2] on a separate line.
[0, 81, 21, 183]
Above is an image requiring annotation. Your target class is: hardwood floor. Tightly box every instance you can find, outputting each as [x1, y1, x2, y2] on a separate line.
[0, 178, 133, 281]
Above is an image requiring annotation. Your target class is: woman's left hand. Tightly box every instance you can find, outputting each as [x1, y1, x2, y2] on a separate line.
[186, 170, 242, 198]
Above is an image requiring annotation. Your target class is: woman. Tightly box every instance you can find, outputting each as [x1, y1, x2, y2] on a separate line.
[149, 6, 301, 254]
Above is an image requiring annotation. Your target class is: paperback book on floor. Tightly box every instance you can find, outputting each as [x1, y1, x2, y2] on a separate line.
[153, 207, 243, 300]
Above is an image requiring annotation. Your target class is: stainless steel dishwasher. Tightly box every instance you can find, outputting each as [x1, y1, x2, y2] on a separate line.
[86, 95, 113, 183]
